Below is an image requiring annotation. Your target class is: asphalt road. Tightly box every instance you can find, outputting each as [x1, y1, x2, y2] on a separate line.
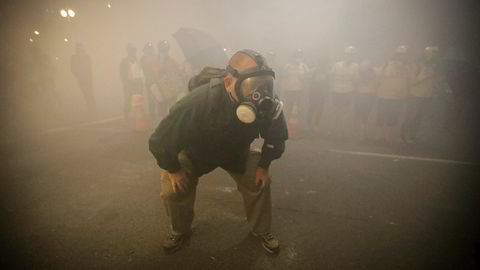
[1, 119, 479, 269]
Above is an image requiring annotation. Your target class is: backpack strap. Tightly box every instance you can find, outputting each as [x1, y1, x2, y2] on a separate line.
[188, 67, 226, 92]
[209, 77, 223, 89]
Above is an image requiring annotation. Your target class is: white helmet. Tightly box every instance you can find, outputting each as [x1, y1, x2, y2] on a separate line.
[344, 46, 357, 54]
[395, 45, 408, 54]
[424, 46, 439, 60]
[424, 46, 439, 53]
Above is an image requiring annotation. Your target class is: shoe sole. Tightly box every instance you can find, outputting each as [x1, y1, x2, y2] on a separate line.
[250, 232, 279, 255]
[163, 242, 183, 255]
[163, 233, 191, 255]
[262, 242, 279, 255]
[163, 240, 184, 255]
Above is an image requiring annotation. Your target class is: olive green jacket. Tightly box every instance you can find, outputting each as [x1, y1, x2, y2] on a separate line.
[149, 78, 288, 176]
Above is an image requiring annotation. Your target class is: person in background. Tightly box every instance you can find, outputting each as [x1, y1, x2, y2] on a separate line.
[266, 51, 285, 102]
[401, 46, 442, 144]
[265, 51, 278, 70]
[180, 60, 194, 100]
[140, 42, 159, 122]
[283, 49, 310, 120]
[265, 51, 281, 79]
[329, 46, 359, 138]
[70, 43, 96, 115]
[120, 43, 144, 120]
[354, 59, 377, 140]
[307, 56, 329, 133]
[375, 45, 413, 143]
[155, 40, 185, 118]
[443, 53, 479, 133]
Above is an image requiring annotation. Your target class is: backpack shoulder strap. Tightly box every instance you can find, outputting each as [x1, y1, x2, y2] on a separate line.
[188, 67, 226, 92]
[209, 77, 223, 89]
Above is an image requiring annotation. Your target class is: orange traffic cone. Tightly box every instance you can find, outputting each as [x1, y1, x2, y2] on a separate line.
[288, 113, 300, 139]
[131, 94, 151, 132]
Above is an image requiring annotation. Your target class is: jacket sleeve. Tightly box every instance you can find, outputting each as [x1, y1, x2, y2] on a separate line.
[258, 112, 288, 169]
[148, 105, 199, 173]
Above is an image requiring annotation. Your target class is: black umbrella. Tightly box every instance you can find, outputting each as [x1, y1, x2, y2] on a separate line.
[173, 27, 228, 71]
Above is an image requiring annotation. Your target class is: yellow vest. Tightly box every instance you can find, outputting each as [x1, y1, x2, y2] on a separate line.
[377, 61, 412, 100]
[410, 63, 436, 98]
[330, 61, 359, 94]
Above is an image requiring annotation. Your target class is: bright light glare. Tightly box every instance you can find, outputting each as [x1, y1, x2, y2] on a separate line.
[60, 9, 68, 17]
[64, 38, 69, 42]
[34, 30, 40, 35]
[67, 9, 75, 17]
[29, 38, 34, 43]
[223, 48, 228, 52]
[107, 3, 112, 8]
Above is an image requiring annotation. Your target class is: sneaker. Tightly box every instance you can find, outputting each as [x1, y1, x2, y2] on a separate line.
[163, 231, 190, 254]
[251, 232, 279, 254]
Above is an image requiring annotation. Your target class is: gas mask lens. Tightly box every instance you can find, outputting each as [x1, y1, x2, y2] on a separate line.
[235, 75, 283, 123]
[238, 76, 274, 98]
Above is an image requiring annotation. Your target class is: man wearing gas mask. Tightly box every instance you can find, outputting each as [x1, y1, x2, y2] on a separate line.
[149, 49, 288, 254]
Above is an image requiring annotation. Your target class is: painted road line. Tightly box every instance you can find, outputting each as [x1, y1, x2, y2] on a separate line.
[329, 149, 478, 166]
[40, 116, 122, 135]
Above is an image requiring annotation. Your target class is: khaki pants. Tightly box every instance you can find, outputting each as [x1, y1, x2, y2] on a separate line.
[160, 150, 272, 235]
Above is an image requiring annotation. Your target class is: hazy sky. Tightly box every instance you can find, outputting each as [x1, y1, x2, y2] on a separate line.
[5, 0, 478, 64]
[1, 0, 478, 117]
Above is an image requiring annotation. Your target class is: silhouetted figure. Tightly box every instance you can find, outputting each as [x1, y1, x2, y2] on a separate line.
[283, 49, 309, 119]
[265, 51, 284, 97]
[155, 40, 185, 118]
[329, 46, 359, 138]
[120, 44, 144, 119]
[71, 43, 96, 115]
[307, 57, 329, 132]
[443, 50, 479, 135]
[354, 59, 377, 140]
[375, 46, 413, 143]
[140, 43, 159, 121]
[401, 46, 441, 144]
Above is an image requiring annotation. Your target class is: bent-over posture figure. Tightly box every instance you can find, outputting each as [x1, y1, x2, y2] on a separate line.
[149, 50, 288, 254]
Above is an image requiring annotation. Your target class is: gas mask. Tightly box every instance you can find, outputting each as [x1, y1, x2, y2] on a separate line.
[226, 50, 283, 124]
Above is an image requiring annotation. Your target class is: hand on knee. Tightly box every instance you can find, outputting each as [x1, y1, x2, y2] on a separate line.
[168, 170, 189, 193]
[255, 167, 271, 189]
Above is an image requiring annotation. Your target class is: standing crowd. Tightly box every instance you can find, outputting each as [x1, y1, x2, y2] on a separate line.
[277, 45, 447, 145]
[22, 40, 477, 145]
[119, 40, 189, 124]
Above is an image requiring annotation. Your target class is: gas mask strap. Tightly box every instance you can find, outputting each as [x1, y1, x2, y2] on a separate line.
[237, 49, 267, 69]
[226, 65, 240, 78]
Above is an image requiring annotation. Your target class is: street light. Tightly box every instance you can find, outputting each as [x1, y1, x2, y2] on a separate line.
[64, 38, 69, 42]
[107, 3, 112, 8]
[34, 30, 40, 35]
[60, 8, 75, 18]
[29, 38, 34, 43]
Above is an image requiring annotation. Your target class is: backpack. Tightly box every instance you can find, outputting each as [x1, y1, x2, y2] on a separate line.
[188, 67, 226, 92]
